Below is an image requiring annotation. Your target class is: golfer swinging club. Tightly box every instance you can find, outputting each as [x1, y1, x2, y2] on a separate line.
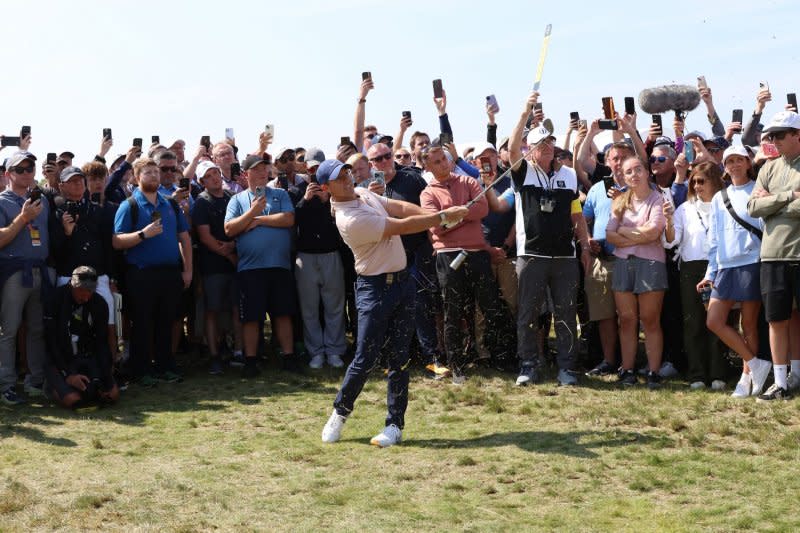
[316, 159, 468, 447]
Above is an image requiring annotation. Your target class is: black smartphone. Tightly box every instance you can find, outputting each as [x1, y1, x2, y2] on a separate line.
[440, 132, 452, 145]
[788, 93, 798, 112]
[67, 201, 79, 217]
[47, 152, 57, 164]
[570, 111, 580, 122]
[152, 135, 160, 144]
[230, 162, 241, 178]
[624, 97, 635, 115]
[1, 136, 21, 147]
[433, 79, 443, 99]
[103, 128, 112, 140]
[20, 126, 31, 138]
[602, 176, 615, 192]
[133, 137, 143, 148]
[179, 177, 190, 189]
[732, 109, 743, 132]
[534, 103, 543, 113]
[598, 120, 618, 131]
[278, 172, 288, 189]
[340, 136, 351, 146]
[90, 192, 101, 204]
[362, 71, 371, 81]
[200, 136, 211, 150]
[29, 188, 42, 202]
[402, 111, 412, 120]
[151, 211, 162, 223]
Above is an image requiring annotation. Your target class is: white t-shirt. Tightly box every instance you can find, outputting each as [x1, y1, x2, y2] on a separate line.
[331, 189, 407, 275]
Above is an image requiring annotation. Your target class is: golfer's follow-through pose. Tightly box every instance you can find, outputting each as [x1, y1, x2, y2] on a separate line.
[316, 159, 468, 447]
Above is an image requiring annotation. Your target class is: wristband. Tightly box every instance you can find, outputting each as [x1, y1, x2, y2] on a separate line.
[358, 98, 366, 104]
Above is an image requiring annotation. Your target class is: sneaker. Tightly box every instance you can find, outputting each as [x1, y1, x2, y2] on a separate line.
[229, 352, 246, 368]
[515, 365, 539, 386]
[282, 354, 304, 374]
[711, 380, 726, 391]
[787, 371, 800, 391]
[658, 361, 680, 379]
[321, 410, 347, 443]
[241, 359, 261, 379]
[730, 376, 751, 399]
[586, 360, 615, 377]
[749, 358, 772, 397]
[1, 388, 25, 405]
[618, 369, 637, 387]
[157, 371, 183, 383]
[689, 381, 706, 390]
[136, 375, 159, 388]
[557, 369, 578, 386]
[327, 354, 345, 369]
[208, 360, 224, 376]
[23, 382, 45, 398]
[451, 372, 467, 385]
[756, 383, 792, 402]
[425, 362, 451, 380]
[646, 371, 662, 390]
[309, 354, 325, 369]
[370, 424, 402, 448]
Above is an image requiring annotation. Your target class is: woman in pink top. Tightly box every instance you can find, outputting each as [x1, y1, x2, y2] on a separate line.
[606, 157, 668, 389]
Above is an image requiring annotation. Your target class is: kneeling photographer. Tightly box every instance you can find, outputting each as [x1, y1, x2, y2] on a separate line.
[43, 266, 119, 408]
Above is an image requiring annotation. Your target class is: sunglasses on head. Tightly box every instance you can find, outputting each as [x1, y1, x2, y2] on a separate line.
[369, 153, 392, 163]
[649, 156, 668, 163]
[12, 164, 35, 174]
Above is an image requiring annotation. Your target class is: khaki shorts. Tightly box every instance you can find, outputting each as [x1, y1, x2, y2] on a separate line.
[584, 257, 616, 321]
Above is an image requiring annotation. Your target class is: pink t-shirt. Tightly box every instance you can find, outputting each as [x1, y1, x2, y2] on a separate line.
[331, 189, 407, 275]
[607, 188, 667, 263]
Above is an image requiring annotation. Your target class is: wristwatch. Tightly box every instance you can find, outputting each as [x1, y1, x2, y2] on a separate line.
[138, 231, 146, 241]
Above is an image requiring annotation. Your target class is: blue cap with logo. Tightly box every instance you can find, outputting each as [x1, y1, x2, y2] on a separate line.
[316, 159, 351, 185]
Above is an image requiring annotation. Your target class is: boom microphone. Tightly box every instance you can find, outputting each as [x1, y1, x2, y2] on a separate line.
[638, 85, 701, 119]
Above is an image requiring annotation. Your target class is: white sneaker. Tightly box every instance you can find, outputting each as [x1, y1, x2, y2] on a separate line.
[327, 354, 345, 368]
[787, 371, 800, 391]
[749, 358, 772, 397]
[309, 354, 325, 369]
[690, 381, 706, 390]
[321, 410, 347, 443]
[370, 424, 402, 448]
[658, 361, 680, 378]
[711, 380, 726, 391]
[731, 376, 751, 399]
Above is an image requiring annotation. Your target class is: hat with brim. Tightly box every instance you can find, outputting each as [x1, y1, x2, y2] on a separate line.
[60, 166, 86, 183]
[196, 161, 221, 180]
[70, 266, 98, 292]
[316, 159, 351, 185]
[525, 126, 556, 146]
[242, 154, 269, 171]
[762, 110, 800, 133]
[722, 145, 751, 165]
[6, 151, 37, 168]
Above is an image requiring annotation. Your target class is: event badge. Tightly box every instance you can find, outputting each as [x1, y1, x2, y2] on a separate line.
[29, 224, 41, 247]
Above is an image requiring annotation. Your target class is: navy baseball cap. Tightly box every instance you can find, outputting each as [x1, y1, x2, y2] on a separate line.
[316, 159, 351, 185]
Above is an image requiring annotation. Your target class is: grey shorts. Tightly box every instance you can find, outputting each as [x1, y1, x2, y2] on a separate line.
[612, 256, 668, 294]
[203, 273, 239, 312]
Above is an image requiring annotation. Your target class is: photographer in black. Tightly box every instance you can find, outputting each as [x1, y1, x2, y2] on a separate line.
[49, 166, 118, 356]
[43, 266, 119, 408]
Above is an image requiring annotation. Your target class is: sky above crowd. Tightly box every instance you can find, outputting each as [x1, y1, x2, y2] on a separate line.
[4, 0, 799, 164]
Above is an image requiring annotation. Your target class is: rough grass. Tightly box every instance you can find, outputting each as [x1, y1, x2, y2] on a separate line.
[2, 360, 800, 532]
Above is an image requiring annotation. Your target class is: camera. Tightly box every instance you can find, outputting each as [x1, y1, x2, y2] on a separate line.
[540, 194, 556, 213]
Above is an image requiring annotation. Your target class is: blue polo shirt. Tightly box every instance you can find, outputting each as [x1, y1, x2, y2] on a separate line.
[0, 189, 50, 261]
[224, 188, 293, 272]
[114, 188, 189, 268]
[158, 183, 194, 209]
[583, 181, 625, 255]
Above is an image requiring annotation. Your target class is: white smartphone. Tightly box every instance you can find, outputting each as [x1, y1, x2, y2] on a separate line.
[760, 81, 770, 91]
[265, 124, 274, 136]
[697, 76, 708, 89]
[225, 128, 234, 140]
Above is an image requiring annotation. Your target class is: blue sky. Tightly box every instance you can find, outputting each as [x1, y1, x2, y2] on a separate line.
[4, 0, 799, 165]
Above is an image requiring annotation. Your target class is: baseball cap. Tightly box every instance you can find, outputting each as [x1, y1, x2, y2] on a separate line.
[722, 145, 751, 165]
[704, 136, 730, 150]
[472, 142, 497, 159]
[58, 151, 75, 160]
[371, 134, 393, 146]
[653, 136, 674, 148]
[762, 110, 800, 133]
[305, 147, 325, 168]
[196, 160, 220, 180]
[498, 136, 510, 150]
[684, 131, 706, 141]
[275, 147, 295, 160]
[316, 159, 351, 185]
[70, 266, 98, 292]
[242, 154, 269, 171]
[525, 125, 556, 146]
[59, 166, 86, 183]
[6, 151, 37, 168]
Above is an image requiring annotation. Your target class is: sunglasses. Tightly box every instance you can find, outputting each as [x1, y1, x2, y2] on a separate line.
[395, 153, 411, 159]
[77, 272, 98, 282]
[12, 165, 35, 174]
[767, 131, 791, 141]
[159, 166, 178, 172]
[707, 147, 722, 154]
[369, 153, 392, 163]
[691, 178, 706, 185]
[649, 156, 668, 163]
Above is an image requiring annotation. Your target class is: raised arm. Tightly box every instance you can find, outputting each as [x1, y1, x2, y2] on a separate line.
[509, 92, 539, 169]
[353, 77, 374, 152]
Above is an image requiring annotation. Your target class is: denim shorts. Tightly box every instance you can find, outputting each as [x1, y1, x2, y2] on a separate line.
[612, 256, 668, 294]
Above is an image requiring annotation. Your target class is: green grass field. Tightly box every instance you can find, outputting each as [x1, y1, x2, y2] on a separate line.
[2, 360, 800, 532]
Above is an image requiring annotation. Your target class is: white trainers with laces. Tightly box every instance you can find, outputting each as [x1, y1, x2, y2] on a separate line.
[787, 371, 800, 391]
[309, 354, 325, 369]
[370, 424, 402, 448]
[748, 358, 772, 397]
[711, 380, 726, 391]
[321, 410, 347, 443]
[327, 354, 345, 368]
[731, 375, 751, 399]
